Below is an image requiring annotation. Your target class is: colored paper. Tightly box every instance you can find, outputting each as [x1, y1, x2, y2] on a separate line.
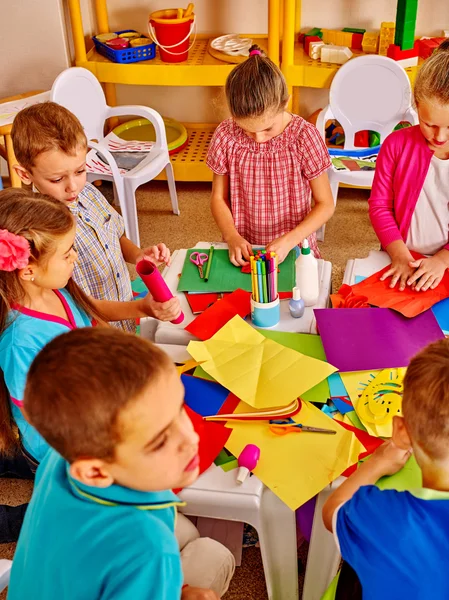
[187, 316, 337, 409]
[350, 252, 449, 318]
[185, 292, 221, 314]
[185, 289, 251, 341]
[225, 400, 364, 510]
[185, 405, 231, 477]
[259, 331, 330, 403]
[376, 454, 422, 491]
[315, 308, 445, 372]
[182, 374, 230, 417]
[332, 397, 353, 415]
[328, 373, 349, 399]
[178, 248, 296, 293]
[432, 297, 449, 334]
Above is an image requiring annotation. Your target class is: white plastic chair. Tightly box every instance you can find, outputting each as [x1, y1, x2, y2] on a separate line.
[0, 559, 12, 592]
[316, 55, 418, 240]
[50, 67, 179, 246]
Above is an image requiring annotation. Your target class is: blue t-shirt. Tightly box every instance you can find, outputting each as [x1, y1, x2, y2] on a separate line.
[0, 289, 92, 462]
[336, 485, 449, 599]
[8, 450, 184, 600]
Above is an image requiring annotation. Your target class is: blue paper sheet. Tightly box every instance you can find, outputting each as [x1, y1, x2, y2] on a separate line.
[328, 373, 348, 398]
[355, 275, 367, 284]
[181, 374, 229, 417]
[332, 397, 354, 415]
[432, 297, 449, 335]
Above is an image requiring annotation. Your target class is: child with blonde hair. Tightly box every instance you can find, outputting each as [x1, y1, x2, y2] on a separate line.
[208, 45, 334, 265]
[370, 39, 449, 292]
[11, 102, 174, 332]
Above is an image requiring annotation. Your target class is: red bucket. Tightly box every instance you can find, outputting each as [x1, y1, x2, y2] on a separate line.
[149, 8, 195, 63]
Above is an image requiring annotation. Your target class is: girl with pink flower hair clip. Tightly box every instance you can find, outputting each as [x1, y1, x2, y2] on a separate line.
[0, 188, 181, 543]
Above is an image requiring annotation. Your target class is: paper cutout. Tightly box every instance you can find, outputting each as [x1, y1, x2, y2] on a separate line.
[335, 418, 384, 477]
[328, 373, 349, 399]
[376, 454, 422, 491]
[332, 397, 353, 415]
[185, 292, 222, 315]
[185, 289, 251, 340]
[315, 308, 445, 372]
[349, 251, 449, 318]
[330, 284, 370, 309]
[182, 374, 230, 417]
[185, 405, 231, 477]
[225, 400, 364, 510]
[204, 397, 301, 422]
[432, 297, 449, 334]
[176, 359, 200, 375]
[187, 316, 337, 409]
[178, 248, 296, 293]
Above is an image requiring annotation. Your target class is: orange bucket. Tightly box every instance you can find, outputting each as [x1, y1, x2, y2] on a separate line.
[148, 4, 196, 63]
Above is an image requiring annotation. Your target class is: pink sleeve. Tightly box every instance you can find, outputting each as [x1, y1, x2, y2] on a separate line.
[369, 137, 403, 248]
[300, 123, 332, 180]
[206, 122, 230, 175]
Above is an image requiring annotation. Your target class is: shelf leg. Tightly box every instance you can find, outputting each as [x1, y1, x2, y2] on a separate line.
[68, 0, 87, 64]
[95, 0, 110, 34]
[281, 0, 296, 111]
[268, 0, 280, 65]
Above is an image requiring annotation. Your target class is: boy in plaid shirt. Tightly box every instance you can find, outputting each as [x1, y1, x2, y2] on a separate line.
[12, 102, 178, 331]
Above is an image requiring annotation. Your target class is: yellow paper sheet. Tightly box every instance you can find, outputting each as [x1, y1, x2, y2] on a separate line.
[225, 400, 364, 510]
[187, 316, 337, 409]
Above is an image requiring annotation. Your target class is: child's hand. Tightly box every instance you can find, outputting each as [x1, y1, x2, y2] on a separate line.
[407, 255, 447, 291]
[380, 256, 416, 291]
[266, 234, 293, 264]
[227, 234, 253, 267]
[142, 295, 181, 322]
[181, 586, 220, 600]
[369, 440, 412, 477]
[136, 243, 171, 267]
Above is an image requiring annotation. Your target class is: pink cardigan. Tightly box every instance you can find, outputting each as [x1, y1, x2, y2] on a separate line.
[369, 125, 449, 252]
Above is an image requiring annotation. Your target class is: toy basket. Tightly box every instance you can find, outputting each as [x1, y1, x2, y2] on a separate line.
[93, 30, 156, 64]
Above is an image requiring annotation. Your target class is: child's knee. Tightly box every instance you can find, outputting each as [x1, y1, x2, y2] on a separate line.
[181, 537, 236, 597]
[175, 512, 201, 550]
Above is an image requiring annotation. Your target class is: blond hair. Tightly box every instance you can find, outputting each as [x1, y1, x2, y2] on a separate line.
[225, 44, 289, 119]
[11, 102, 87, 172]
[402, 338, 449, 459]
[0, 189, 103, 454]
[414, 39, 449, 106]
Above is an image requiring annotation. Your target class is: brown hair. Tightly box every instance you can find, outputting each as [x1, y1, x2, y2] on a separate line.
[24, 328, 171, 463]
[225, 44, 289, 119]
[11, 102, 87, 172]
[0, 189, 103, 454]
[414, 39, 449, 106]
[402, 338, 449, 459]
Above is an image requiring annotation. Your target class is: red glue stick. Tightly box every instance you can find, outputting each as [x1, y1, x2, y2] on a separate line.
[136, 259, 184, 325]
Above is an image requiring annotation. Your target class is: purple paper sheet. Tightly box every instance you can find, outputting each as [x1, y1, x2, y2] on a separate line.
[314, 308, 444, 372]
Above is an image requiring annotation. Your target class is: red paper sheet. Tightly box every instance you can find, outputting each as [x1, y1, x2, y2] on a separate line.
[185, 288, 251, 340]
[340, 252, 449, 318]
[335, 419, 384, 477]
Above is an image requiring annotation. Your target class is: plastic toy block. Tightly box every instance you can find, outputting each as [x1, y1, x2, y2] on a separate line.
[322, 29, 352, 47]
[309, 40, 325, 60]
[417, 37, 445, 59]
[298, 32, 305, 44]
[342, 27, 366, 35]
[387, 43, 418, 61]
[305, 27, 323, 38]
[355, 131, 369, 147]
[379, 22, 396, 56]
[321, 44, 353, 65]
[444, 30, 449, 37]
[362, 32, 379, 54]
[352, 32, 364, 50]
[395, 0, 418, 48]
[305, 35, 322, 54]
[397, 56, 419, 68]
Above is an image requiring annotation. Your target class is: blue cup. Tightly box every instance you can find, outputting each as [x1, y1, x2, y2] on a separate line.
[250, 297, 280, 328]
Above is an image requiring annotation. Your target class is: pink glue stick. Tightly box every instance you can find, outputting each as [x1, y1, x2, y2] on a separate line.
[236, 444, 261, 484]
[136, 259, 184, 325]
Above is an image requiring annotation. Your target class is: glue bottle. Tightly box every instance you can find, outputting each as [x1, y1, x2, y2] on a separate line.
[236, 444, 260, 484]
[296, 239, 319, 307]
[289, 287, 305, 318]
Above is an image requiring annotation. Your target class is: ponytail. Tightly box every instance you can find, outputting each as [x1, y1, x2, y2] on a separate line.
[414, 39, 449, 106]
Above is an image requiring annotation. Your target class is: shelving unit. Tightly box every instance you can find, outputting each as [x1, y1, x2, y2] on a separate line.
[67, 0, 281, 182]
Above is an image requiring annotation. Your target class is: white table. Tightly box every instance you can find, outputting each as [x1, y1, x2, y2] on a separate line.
[142, 242, 332, 346]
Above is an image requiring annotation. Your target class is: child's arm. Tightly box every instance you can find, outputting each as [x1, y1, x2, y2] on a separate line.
[322, 440, 412, 532]
[120, 236, 171, 267]
[210, 174, 253, 267]
[91, 294, 181, 323]
[266, 172, 335, 262]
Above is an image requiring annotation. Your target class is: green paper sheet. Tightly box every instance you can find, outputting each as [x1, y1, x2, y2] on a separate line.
[376, 454, 422, 491]
[177, 248, 296, 293]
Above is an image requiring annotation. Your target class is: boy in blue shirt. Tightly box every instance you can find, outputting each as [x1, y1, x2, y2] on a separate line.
[323, 338, 449, 600]
[8, 328, 229, 600]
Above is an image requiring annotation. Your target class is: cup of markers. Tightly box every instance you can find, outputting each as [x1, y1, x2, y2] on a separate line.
[250, 250, 280, 328]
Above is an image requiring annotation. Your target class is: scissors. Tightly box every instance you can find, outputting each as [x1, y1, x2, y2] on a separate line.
[190, 252, 209, 279]
[269, 418, 336, 436]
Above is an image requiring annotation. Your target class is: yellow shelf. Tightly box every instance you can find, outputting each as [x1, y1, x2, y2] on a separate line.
[78, 36, 269, 87]
[155, 124, 217, 182]
[283, 43, 419, 89]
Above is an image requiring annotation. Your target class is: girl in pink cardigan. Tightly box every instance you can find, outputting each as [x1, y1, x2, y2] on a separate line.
[369, 40, 449, 292]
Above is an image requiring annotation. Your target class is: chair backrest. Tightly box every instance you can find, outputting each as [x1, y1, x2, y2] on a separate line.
[50, 68, 109, 141]
[329, 55, 414, 149]
[0, 559, 12, 592]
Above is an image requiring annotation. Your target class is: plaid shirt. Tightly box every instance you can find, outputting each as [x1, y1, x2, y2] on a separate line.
[206, 115, 331, 257]
[69, 183, 135, 333]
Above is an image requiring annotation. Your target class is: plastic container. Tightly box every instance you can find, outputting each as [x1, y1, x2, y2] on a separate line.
[148, 6, 196, 63]
[289, 287, 305, 318]
[296, 240, 319, 307]
[93, 30, 156, 64]
[250, 297, 280, 329]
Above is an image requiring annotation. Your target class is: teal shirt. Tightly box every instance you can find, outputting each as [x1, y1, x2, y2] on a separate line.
[9, 450, 184, 599]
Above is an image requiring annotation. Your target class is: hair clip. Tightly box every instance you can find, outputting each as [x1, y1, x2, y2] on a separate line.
[249, 49, 262, 56]
[0, 229, 30, 272]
